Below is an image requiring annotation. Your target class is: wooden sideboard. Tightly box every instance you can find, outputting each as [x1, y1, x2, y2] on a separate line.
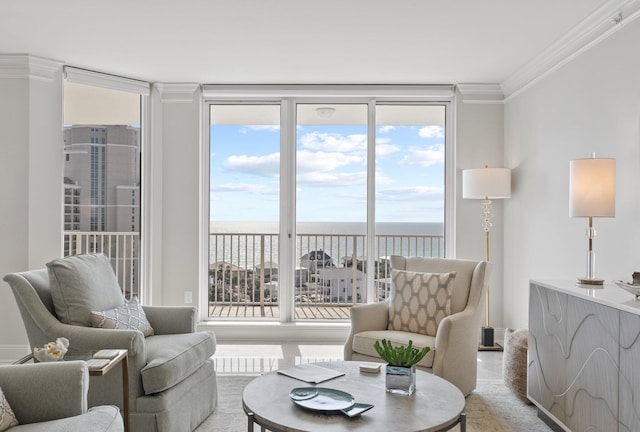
[529, 280, 640, 432]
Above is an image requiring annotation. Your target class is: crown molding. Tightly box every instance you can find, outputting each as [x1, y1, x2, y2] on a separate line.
[154, 83, 201, 103]
[502, 0, 640, 99]
[202, 84, 455, 100]
[64, 66, 150, 95]
[0, 54, 63, 82]
[456, 84, 504, 104]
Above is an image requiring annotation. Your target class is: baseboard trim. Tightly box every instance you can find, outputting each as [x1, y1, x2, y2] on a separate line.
[200, 322, 508, 346]
[0, 344, 30, 364]
[198, 321, 351, 344]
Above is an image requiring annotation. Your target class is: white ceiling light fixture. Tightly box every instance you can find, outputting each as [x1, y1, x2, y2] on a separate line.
[316, 107, 336, 118]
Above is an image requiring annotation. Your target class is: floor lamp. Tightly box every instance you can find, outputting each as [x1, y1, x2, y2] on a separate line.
[569, 154, 616, 285]
[462, 165, 511, 351]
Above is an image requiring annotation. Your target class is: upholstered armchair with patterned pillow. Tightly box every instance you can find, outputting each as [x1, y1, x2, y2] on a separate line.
[4, 253, 217, 432]
[344, 256, 490, 396]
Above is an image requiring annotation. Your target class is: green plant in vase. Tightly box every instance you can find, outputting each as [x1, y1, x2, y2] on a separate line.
[374, 339, 430, 395]
[373, 339, 430, 367]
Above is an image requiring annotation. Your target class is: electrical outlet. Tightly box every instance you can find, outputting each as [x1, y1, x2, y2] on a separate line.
[184, 291, 193, 304]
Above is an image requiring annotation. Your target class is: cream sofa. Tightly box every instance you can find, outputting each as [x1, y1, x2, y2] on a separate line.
[344, 256, 490, 396]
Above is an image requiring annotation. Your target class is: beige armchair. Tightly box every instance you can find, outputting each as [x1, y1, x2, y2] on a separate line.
[344, 256, 490, 396]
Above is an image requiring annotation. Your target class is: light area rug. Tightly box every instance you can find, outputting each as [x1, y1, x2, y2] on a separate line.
[195, 375, 552, 432]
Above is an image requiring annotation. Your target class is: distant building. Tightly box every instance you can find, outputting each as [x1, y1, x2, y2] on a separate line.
[63, 125, 141, 295]
[63, 125, 140, 234]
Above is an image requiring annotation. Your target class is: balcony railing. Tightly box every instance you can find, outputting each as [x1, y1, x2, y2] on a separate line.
[62, 230, 444, 320]
[209, 232, 444, 319]
[64, 231, 140, 301]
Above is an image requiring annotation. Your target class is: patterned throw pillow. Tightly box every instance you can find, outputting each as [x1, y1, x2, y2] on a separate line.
[0, 386, 19, 431]
[388, 269, 456, 337]
[91, 296, 154, 337]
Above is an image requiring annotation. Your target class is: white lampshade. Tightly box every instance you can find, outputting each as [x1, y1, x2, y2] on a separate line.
[569, 157, 615, 217]
[462, 167, 511, 199]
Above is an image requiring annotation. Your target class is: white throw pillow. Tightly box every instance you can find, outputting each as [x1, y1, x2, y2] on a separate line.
[388, 269, 456, 337]
[91, 296, 154, 337]
[0, 386, 19, 431]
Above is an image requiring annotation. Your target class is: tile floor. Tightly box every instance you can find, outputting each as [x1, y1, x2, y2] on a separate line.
[213, 343, 505, 379]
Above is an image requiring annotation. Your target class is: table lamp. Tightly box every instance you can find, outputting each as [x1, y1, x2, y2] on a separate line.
[569, 154, 616, 285]
[462, 165, 511, 350]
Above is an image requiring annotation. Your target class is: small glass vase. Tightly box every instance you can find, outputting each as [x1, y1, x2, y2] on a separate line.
[385, 364, 416, 395]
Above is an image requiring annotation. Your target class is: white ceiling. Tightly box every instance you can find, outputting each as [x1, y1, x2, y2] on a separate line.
[0, 0, 624, 89]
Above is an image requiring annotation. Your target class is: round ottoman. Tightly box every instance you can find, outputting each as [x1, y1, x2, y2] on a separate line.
[502, 328, 532, 404]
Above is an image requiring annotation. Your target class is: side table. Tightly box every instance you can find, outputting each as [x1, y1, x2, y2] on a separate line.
[14, 349, 129, 432]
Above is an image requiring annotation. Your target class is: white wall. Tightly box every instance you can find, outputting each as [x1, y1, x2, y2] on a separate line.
[149, 84, 203, 306]
[0, 59, 508, 356]
[455, 94, 506, 329]
[0, 56, 64, 361]
[504, 18, 640, 329]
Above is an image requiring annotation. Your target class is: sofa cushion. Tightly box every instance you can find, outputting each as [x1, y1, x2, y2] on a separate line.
[47, 254, 124, 327]
[0, 386, 19, 431]
[353, 330, 435, 368]
[388, 269, 456, 337]
[6, 406, 123, 432]
[91, 296, 154, 337]
[141, 332, 216, 395]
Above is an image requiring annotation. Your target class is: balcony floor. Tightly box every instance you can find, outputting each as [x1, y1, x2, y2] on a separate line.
[209, 304, 351, 320]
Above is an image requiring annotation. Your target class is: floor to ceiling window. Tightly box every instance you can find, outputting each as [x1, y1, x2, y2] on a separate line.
[209, 104, 281, 318]
[63, 68, 149, 300]
[205, 86, 452, 322]
[374, 105, 446, 300]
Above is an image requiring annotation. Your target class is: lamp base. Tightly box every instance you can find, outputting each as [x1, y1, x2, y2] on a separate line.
[576, 277, 604, 286]
[478, 327, 503, 351]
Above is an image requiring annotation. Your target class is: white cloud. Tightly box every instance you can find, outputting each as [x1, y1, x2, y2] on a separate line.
[376, 142, 400, 156]
[377, 185, 444, 201]
[245, 125, 280, 132]
[299, 131, 367, 153]
[374, 170, 395, 185]
[297, 170, 367, 187]
[378, 125, 395, 133]
[221, 149, 365, 187]
[297, 150, 364, 172]
[212, 183, 278, 195]
[418, 125, 444, 138]
[223, 152, 280, 177]
[399, 144, 444, 167]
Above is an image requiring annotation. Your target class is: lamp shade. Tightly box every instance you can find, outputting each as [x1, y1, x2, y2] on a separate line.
[569, 157, 615, 217]
[462, 167, 511, 199]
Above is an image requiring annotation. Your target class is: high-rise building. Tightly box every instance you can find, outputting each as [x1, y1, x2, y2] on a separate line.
[63, 125, 140, 233]
[63, 125, 141, 296]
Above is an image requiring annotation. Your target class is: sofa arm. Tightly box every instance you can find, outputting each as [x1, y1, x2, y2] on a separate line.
[432, 306, 480, 395]
[344, 301, 389, 360]
[142, 306, 196, 334]
[350, 301, 389, 334]
[45, 322, 145, 358]
[0, 361, 88, 424]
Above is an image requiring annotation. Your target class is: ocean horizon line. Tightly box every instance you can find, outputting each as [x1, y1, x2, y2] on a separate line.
[210, 221, 444, 236]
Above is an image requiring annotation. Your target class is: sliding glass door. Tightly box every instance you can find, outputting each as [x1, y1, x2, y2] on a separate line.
[206, 88, 450, 322]
[209, 104, 281, 319]
[295, 104, 368, 317]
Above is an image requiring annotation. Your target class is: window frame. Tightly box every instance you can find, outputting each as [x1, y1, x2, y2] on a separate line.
[202, 85, 456, 323]
[63, 67, 151, 302]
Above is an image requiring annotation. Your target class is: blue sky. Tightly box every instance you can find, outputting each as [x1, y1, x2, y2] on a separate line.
[210, 123, 444, 223]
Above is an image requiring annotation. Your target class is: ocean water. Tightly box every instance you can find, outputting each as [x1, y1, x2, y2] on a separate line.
[209, 221, 444, 270]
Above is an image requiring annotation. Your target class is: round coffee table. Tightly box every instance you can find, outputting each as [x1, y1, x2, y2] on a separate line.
[242, 361, 466, 432]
